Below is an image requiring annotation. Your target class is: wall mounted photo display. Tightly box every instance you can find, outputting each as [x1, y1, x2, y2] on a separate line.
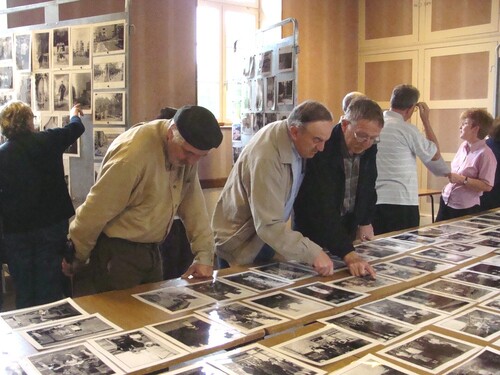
[372, 261, 429, 282]
[162, 362, 226, 375]
[444, 347, 500, 375]
[19, 313, 122, 350]
[93, 91, 125, 125]
[253, 78, 263, 111]
[437, 307, 500, 342]
[34, 71, 50, 111]
[208, 343, 327, 375]
[389, 255, 455, 273]
[132, 286, 214, 314]
[265, 75, 276, 110]
[70, 25, 91, 68]
[259, 50, 273, 76]
[244, 290, 330, 320]
[88, 328, 188, 373]
[221, 271, 292, 292]
[390, 288, 472, 315]
[444, 270, 500, 289]
[250, 261, 318, 281]
[94, 127, 124, 159]
[378, 330, 481, 374]
[20, 342, 124, 375]
[0, 298, 88, 331]
[53, 72, 70, 111]
[329, 274, 399, 293]
[70, 71, 92, 112]
[264, 112, 277, 125]
[272, 325, 377, 367]
[184, 279, 256, 302]
[52, 27, 69, 69]
[14, 72, 31, 106]
[318, 310, 415, 345]
[433, 240, 494, 257]
[277, 78, 293, 107]
[418, 278, 498, 302]
[0, 34, 13, 62]
[40, 114, 59, 131]
[0, 65, 13, 90]
[288, 281, 369, 307]
[14, 33, 30, 71]
[0, 91, 13, 107]
[278, 44, 293, 72]
[329, 353, 419, 375]
[92, 21, 126, 56]
[32, 30, 50, 70]
[145, 314, 245, 353]
[412, 247, 473, 264]
[93, 54, 126, 89]
[195, 301, 289, 334]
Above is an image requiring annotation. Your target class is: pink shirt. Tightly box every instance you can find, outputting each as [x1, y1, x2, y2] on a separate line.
[442, 139, 497, 209]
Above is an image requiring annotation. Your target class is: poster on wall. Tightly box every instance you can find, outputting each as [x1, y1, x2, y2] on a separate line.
[53, 73, 70, 111]
[70, 26, 91, 68]
[15, 72, 31, 106]
[92, 21, 125, 56]
[70, 71, 91, 111]
[34, 72, 50, 111]
[32, 31, 50, 70]
[93, 91, 125, 125]
[52, 28, 69, 69]
[0, 35, 13, 61]
[14, 34, 31, 71]
[93, 54, 125, 89]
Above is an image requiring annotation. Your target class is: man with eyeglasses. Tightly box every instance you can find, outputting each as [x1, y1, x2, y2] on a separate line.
[373, 84, 449, 235]
[293, 98, 384, 278]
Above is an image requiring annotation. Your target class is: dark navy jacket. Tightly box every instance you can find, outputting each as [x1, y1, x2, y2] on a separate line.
[293, 123, 378, 258]
[0, 116, 84, 234]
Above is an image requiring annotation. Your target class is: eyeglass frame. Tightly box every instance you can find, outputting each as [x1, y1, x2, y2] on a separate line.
[347, 120, 381, 144]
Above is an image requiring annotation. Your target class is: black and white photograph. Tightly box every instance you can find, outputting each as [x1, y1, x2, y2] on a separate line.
[480, 296, 500, 312]
[145, 314, 245, 353]
[444, 347, 500, 375]
[52, 27, 69, 69]
[20, 313, 121, 350]
[20, 342, 124, 375]
[389, 256, 454, 273]
[94, 127, 124, 159]
[330, 274, 399, 293]
[409, 227, 448, 238]
[433, 240, 493, 256]
[391, 232, 440, 245]
[265, 75, 276, 110]
[259, 50, 272, 76]
[277, 79, 293, 106]
[41, 114, 59, 130]
[251, 262, 317, 281]
[253, 78, 263, 111]
[329, 353, 419, 375]
[71, 71, 92, 111]
[278, 45, 293, 71]
[0, 92, 13, 107]
[465, 262, 500, 276]
[208, 343, 326, 375]
[14, 72, 32, 106]
[372, 262, 428, 282]
[356, 298, 444, 327]
[318, 310, 415, 345]
[93, 54, 125, 89]
[34, 72, 50, 111]
[0, 65, 13, 89]
[93, 91, 125, 124]
[133, 286, 214, 314]
[369, 237, 419, 252]
[184, 279, 256, 302]
[71, 26, 91, 67]
[273, 325, 376, 366]
[444, 270, 500, 289]
[433, 223, 478, 234]
[165, 362, 227, 375]
[289, 281, 368, 306]
[379, 330, 480, 374]
[471, 237, 500, 248]
[222, 271, 291, 292]
[464, 216, 499, 226]
[419, 278, 498, 302]
[196, 301, 289, 334]
[439, 232, 483, 243]
[89, 329, 187, 373]
[436, 307, 500, 341]
[245, 290, 330, 319]
[32, 31, 50, 70]
[0, 361, 25, 375]
[478, 229, 500, 239]
[449, 220, 491, 231]
[413, 247, 473, 264]
[0, 298, 88, 331]
[93, 21, 125, 55]
[15, 34, 30, 71]
[391, 288, 472, 315]
[0, 35, 12, 61]
[353, 244, 399, 261]
[53, 73, 70, 111]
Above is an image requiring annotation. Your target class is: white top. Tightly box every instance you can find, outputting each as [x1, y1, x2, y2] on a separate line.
[376, 110, 437, 205]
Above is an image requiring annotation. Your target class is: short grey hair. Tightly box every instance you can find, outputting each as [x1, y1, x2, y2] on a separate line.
[287, 100, 333, 128]
[344, 98, 384, 127]
[342, 91, 366, 113]
[390, 84, 420, 110]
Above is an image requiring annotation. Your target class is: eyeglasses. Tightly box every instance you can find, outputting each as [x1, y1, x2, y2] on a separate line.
[353, 131, 380, 144]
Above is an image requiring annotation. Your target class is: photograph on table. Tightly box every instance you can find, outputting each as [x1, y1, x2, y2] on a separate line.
[372, 262, 428, 282]
[145, 314, 245, 353]
[245, 290, 330, 320]
[390, 288, 472, 315]
[318, 310, 415, 345]
[389, 255, 454, 273]
[352, 243, 399, 261]
[418, 278, 498, 302]
[436, 307, 500, 342]
[133, 286, 214, 314]
[165, 362, 227, 375]
[14, 33, 30, 71]
[34, 72, 50, 111]
[444, 347, 500, 375]
[477, 229, 500, 239]
[221, 271, 291, 292]
[88, 328, 187, 373]
[250, 262, 317, 281]
[288, 281, 369, 307]
[53, 73, 70, 111]
[92, 21, 125, 56]
[329, 353, 418, 375]
[209, 343, 326, 375]
[368, 237, 419, 252]
[52, 28, 69, 69]
[184, 279, 256, 302]
[93, 91, 125, 125]
[329, 274, 399, 293]
[433, 223, 479, 234]
[93, 54, 125, 89]
[20, 342, 124, 375]
[356, 298, 444, 327]
[0, 298, 88, 331]
[19, 313, 122, 350]
[273, 325, 377, 367]
[412, 247, 473, 264]
[379, 330, 481, 374]
[409, 227, 452, 238]
[480, 296, 500, 312]
[450, 219, 492, 231]
[471, 237, 500, 248]
[94, 127, 124, 159]
[432, 240, 494, 257]
[71, 71, 92, 111]
[463, 216, 500, 226]
[70, 26, 91, 68]
[444, 270, 500, 289]
[196, 301, 289, 334]
[0, 35, 12, 61]
[391, 232, 441, 246]
[464, 262, 500, 276]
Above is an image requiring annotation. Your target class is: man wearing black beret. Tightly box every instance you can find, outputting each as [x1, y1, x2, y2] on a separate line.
[63, 105, 222, 292]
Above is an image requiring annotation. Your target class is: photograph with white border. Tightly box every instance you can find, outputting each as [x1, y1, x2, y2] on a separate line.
[92, 21, 125, 56]
[70, 25, 91, 68]
[133, 286, 215, 314]
[418, 278, 498, 302]
[372, 262, 429, 282]
[93, 54, 125, 89]
[93, 91, 125, 125]
[94, 127, 124, 159]
[390, 288, 472, 315]
[329, 353, 419, 375]
[443, 346, 500, 375]
[184, 279, 256, 302]
[164, 362, 227, 375]
[329, 274, 399, 293]
[250, 261, 318, 281]
[432, 241, 494, 257]
[436, 307, 500, 342]
[388, 256, 455, 273]
[412, 247, 473, 264]
[288, 281, 369, 306]
[221, 271, 291, 292]
[444, 270, 500, 289]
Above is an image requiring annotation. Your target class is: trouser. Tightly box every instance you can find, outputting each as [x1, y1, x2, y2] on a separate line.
[436, 197, 481, 222]
[89, 234, 163, 293]
[2, 220, 67, 309]
[373, 204, 420, 235]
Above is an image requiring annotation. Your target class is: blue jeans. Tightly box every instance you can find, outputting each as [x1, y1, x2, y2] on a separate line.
[2, 220, 67, 309]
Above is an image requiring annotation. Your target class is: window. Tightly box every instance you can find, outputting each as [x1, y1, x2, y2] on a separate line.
[196, 0, 258, 123]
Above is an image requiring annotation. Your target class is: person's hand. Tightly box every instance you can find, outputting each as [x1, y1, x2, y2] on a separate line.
[344, 251, 376, 278]
[356, 224, 374, 242]
[448, 172, 465, 184]
[61, 258, 86, 277]
[416, 102, 430, 124]
[181, 263, 213, 279]
[313, 250, 334, 276]
[70, 103, 83, 118]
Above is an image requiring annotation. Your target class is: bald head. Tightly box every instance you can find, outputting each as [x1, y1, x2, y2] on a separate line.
[342, 91, 366, 113]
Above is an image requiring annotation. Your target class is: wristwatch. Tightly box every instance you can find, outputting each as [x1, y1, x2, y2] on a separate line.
[463, 176, 469, 185]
